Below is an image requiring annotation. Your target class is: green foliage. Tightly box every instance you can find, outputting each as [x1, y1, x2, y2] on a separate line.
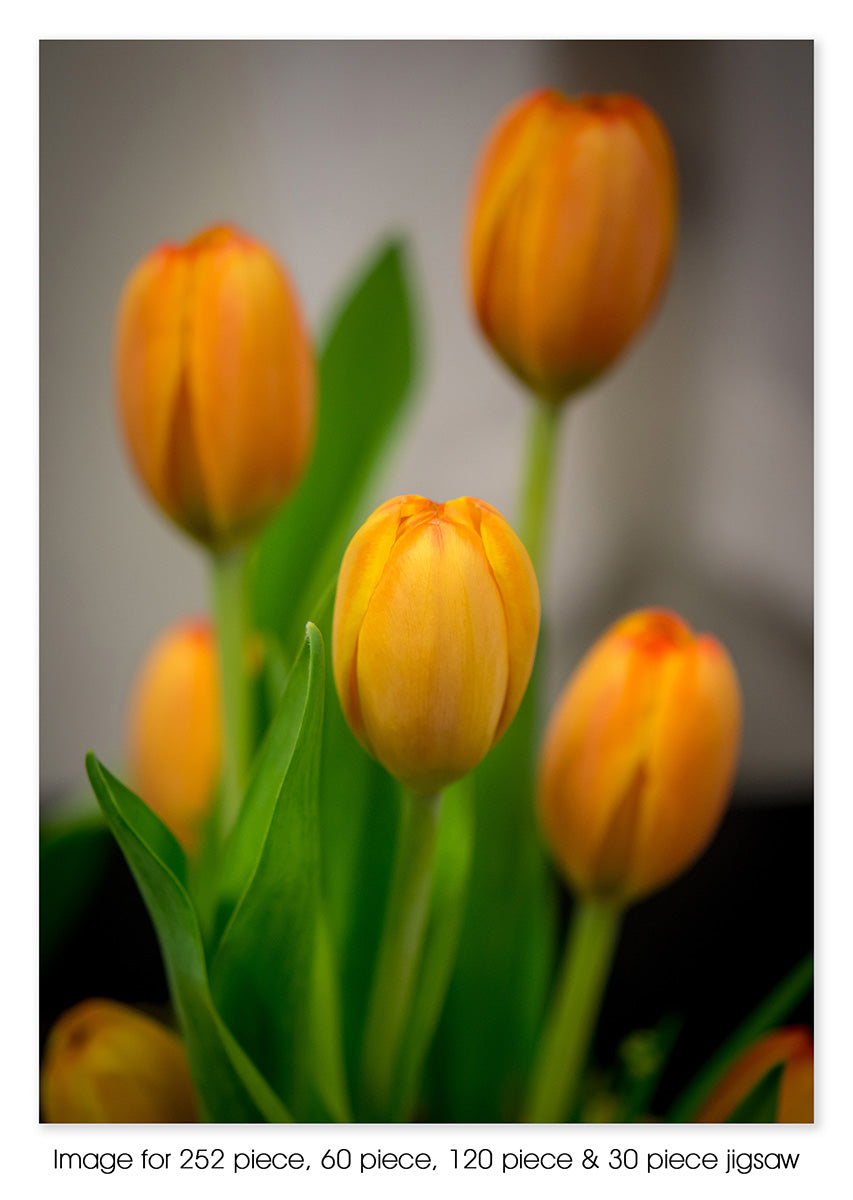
[306, 590, 399, 1106]
[250, 239, 418, 661]
[210, 624, 329, 1114]
[85, 753, 291, 1122]
[436, 655, 557, 1120]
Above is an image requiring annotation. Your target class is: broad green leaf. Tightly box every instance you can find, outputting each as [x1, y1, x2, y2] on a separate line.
[251, 240, 418, 660]
[391, 777, 475, 1121]
[40, 813, 110, 964]
[210, 623, 327, 1114]
[667, 953, 814, 1122]
[312, 595, 400, 1100]
[212, 627, 321, 939]
[436, 657, 557, 1121]
[309, 907, 353, 1122]
[85, 753, 290, 1123]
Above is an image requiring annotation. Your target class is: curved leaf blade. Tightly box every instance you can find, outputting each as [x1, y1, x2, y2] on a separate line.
[85, 753, 290, 1122]
[210, 623, 330, 1114]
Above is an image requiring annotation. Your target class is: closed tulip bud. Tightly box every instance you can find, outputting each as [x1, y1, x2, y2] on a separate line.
[333, 495, 540, 795]
[41, 999, 198, 1122]
[696, 1027, 814, 1123]
[116, 224, 315, 548]
[467, 90, 678, 403]
[539, 609, 741, 905]
[126, 618, 221, 853]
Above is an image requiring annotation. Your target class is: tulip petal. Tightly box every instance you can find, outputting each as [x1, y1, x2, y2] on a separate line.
[355, 515, 508, 794]
[115, 245, 190, 520]
[41, 999, 198, 1123]
[188, 236, 315, 543]
[467, 90, 678, 401]
[696, 1027, 813, 1123]
[469, 89, 566, 330]
[628, 635, 742, 899]
[538, 609, 739, 904]
[332, 496, 408, 749]
[126, 619, 221, 854]
[458, 499, 540, 742]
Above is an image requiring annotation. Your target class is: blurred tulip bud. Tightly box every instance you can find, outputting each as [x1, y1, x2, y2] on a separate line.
[467, 90, 678, 402]
[333, 495, 540, 794]
[116, 224, 315, 548]
[539, 609, 741, 905]
[696, 1027, 814, 1123]
[127, 618, 220, 853]
[41, 999, 198, 1122]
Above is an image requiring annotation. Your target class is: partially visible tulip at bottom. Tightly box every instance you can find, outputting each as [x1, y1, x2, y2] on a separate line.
[41, 998, 198, 1122]
[696, 1027, 814, 1123]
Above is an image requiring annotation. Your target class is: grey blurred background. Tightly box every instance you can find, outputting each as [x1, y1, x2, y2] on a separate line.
[40, 40, 812, 804]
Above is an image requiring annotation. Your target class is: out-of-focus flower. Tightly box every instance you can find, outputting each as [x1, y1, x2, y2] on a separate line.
[696, 1027, 814, 1123]
[116, 224, 315, 548]
[333, 495, 540, 794]
[538, 609, 741, 905]
[127, 618, 220, 853]
[467, 90, 678, 403]
[41, 999, 198, 1123]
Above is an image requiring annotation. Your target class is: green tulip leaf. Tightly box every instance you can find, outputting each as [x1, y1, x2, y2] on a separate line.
[210, 623, 337, 1116]
[212, 626, 322, 938]
[437, 658, 557, 1121]
[250, 239, 419, 661]
[85, 753, 290, 1123]
[311, 597, 400, 1102]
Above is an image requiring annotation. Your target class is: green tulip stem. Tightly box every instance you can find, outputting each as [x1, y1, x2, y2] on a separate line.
[210, 546, 252, 838]
[524, 896, 622, 1122]
[520, 396, 563, 586]
[360, 787, 442, 1120]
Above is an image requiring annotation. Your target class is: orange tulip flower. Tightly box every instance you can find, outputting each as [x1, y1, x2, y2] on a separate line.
[126, 618, 221, 853]
[539, 609, 741, 905]
[41, 999, 198, 1123]
[333, 495, 540, 794]
[697, 1027, 814, 1123]
[116, 224, 315, 548]
[467, 90, 678, 403]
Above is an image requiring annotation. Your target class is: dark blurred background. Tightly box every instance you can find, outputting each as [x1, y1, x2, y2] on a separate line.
[40, 40, 813, 1110]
